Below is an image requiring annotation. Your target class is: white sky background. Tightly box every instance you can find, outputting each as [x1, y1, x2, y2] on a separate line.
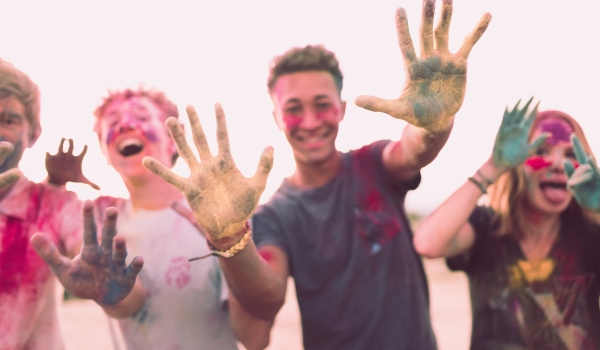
[1, 0, 598, 215]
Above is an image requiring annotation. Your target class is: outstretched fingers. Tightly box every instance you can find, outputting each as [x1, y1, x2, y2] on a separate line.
[112, 236, 128, 266]
[420, 0, 436, 55]
[396, 7, 417, 64]
[571, 134, 589, 166]
[214, 103, 232, 158]
[250, 146, 274, 191]
[434, 0, 453, 51]
[528, 132, 549, 155]
[101, 207, 118, 250]
[67, 139, 74, 154]
[166, 117, 199, 169]
[0, 168, 21, 190]
[30, 233, 70, 273]
[142, 156, 186, 191]
[186, 105, 213, 162]
[57, 138, 66, 154]
[456, 12, 492, 59]
[354, 95, 395, 115]
[125, 256, 144, 280]
[82, 201, 99, 247]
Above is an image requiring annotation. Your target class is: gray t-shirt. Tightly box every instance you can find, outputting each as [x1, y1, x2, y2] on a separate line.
[253, 140, 437, 350]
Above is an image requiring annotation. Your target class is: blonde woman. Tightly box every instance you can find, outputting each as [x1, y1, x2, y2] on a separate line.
[414, 98, 600, 349]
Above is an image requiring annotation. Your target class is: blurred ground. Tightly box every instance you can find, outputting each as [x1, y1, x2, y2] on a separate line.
[60, 258, 471, 350]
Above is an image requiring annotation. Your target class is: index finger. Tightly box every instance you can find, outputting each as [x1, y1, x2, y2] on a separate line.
[571, 134, 589, 165]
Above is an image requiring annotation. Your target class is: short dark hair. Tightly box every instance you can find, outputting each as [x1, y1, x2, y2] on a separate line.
[267, 45, 343, 94]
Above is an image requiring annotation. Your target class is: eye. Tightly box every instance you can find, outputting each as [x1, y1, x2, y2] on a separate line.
[0, 112, 22, 126]
[285, 105, 303, 116]
[315, 102, 332, 111]
[535, 147, 549, 157]
[565, 150, 576, 160]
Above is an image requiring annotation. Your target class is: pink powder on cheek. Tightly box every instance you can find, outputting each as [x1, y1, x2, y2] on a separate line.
[315, 106, 339, 121]
[525, 157, 552, 170]
[282, 114, 302, 129]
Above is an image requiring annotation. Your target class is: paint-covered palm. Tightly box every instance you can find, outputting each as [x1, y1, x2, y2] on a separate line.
[31, 202, 143, 305]
[565, 135, 600, 211]
[0, 141, 21, 189]
[143, 104, 273, 243]
[491, 98, 547, 170]
[45, 138, 100, 190]
[355, 0, 492, 132]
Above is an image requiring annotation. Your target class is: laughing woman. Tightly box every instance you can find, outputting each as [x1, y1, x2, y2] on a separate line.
[414, 98, 600, 350]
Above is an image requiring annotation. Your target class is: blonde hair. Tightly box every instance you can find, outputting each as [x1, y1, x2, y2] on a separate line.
[0, 58, 41, 141]
[487, 110, 600, 238]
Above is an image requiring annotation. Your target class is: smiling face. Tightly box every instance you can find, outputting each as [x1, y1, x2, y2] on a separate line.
[0, 94, 38, 173]
[270, 71, 346, 166]
[522, 118, 577, 215]
[98, 96, 176, 180]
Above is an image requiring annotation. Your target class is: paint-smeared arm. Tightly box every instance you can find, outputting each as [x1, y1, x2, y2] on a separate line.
[565, 135, 600, 212]
[414, 99, 547, 258]
[143, 104, 286, 320]
[354, 0, 492, 180]
[30, 201, 145, 316]
[45, 138, 100, 190]
[0, 141, 21, 190]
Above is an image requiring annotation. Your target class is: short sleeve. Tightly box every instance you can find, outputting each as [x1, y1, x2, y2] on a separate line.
[41, 185, 83, 257]
[251, 205, 289, 258]
[356, 140, 421, 194]
[446, 206, 494, 272]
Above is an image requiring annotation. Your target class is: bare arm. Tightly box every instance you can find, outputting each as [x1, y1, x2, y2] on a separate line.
[413, 98, 547, 258]
[227, 245, 289, 349]
[355, 0, 492, 180]
[143, 104, 286, 320]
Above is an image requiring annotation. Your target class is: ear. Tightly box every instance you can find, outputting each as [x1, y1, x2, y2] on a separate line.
[27, 126, 42, 148]
[339, 100, 347, 122]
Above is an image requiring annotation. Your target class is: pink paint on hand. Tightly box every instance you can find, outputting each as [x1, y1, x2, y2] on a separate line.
[165, 257, 191, 289]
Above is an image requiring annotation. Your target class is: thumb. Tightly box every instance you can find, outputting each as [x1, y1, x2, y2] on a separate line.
[528, 132, 549, 156]
[81, 175, 100, 190]
[354, 95, 394, 115]
[30, 233, 70, 274]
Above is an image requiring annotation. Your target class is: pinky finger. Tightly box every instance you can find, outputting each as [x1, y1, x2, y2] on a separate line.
[125, 257, 144, 280]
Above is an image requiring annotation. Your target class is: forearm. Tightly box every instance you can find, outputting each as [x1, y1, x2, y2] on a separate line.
[217, 241, 286, 320]
[414, 159, 503, 258]
[229, 295, 273, 350]
[100, 279, 145, 319]
[386, 119, 453, 176]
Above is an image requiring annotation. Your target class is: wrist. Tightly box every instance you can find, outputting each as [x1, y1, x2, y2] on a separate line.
[208, 221, 250, 251]
[479, 158, 508, 183]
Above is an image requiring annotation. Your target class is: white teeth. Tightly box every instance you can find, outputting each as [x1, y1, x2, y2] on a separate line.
[118, 138, 143, 151]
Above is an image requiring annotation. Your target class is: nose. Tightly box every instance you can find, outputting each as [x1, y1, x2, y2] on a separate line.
[115, 113, 138, 133]
[299, 109, 322, 130]
[548, 150, 565, 171]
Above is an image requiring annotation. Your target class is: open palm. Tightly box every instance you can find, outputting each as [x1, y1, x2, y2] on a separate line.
[356, 0, 492, 132]
[143, 104, 273, 241]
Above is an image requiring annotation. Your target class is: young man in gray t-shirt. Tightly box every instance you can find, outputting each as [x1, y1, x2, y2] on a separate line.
[142, 1, 493, 348]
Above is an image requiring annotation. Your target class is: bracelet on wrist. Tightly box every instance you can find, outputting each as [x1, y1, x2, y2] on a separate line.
[468, 176, 488, 195]
[189, 222, 251, 261]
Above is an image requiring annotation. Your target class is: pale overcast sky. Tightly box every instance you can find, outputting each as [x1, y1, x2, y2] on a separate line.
[1, 0, 598, 214]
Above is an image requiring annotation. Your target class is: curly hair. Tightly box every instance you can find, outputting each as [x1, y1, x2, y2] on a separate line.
[267, 45, 343, 94]
[0, 58, 41, 141]
[487, 110, 600, 239]
[93, 86, 180, 165]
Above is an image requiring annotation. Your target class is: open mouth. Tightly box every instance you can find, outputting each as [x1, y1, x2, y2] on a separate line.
[118, 138, 144, 157]
[539, 180, 569, 204]
[539, 181, 566, 190]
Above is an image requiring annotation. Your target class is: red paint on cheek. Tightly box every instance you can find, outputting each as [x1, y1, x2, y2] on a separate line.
[282, 114, 302, 129]
[315, 107, 339, 121]
[525, 157, 552, 170]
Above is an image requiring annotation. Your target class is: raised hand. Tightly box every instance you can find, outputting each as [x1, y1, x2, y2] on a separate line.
[355, 0, 492, 132]
[0, 141, 21, 189]
[45, 138, 100, 190]
[142, 104, 273, 243]
[564, 134, 600, 211]
[492, 98, 547, 170]
[30, 201, 144, 305]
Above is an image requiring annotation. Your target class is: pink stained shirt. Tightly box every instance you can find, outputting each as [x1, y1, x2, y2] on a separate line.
[0, 176, 82, 350]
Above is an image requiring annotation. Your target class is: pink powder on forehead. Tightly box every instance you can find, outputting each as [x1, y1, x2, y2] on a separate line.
[538, 119, 573, 145]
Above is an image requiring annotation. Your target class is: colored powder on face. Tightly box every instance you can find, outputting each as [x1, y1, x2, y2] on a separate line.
[282, 115, 302, 130]
[538, 119, 573, 145]
[525, 157, 552, 170]
[315, 106, 339, 121]
[105, 120, 159, 145]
